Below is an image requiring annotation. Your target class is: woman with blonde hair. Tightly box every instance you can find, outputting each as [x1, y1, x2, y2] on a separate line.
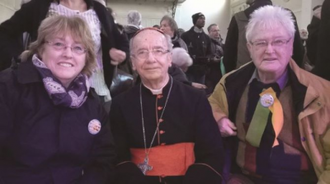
[0, 0, 129, 112]
[0, 15, 115, 183]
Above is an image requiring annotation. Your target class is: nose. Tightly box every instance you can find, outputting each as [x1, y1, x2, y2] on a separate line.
[62, 46, 73, 57]
[146, 51, 157, 62]
[264, 43, 275, 54]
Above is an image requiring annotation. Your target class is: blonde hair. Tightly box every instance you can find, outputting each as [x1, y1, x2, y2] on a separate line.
[20, 15, 96, 77]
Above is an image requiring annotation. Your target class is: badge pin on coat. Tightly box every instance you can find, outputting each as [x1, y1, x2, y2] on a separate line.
[88, 119, 101, 135]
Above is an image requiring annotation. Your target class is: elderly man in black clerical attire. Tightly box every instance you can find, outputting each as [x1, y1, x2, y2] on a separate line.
[109, 28, 224, 184]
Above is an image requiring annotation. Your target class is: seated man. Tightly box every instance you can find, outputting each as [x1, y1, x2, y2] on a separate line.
[209, 6, 330, 184]
[110, 28, 224, 184]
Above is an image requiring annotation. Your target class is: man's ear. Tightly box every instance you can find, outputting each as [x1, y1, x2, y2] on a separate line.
[168, 53, 172, 67]
[131, 56, 137, 71]
[247, 42, 253, 55]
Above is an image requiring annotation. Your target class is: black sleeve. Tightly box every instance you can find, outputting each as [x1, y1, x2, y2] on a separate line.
[112, 23, 129, 59]
[183, 92, 224, 184]
[0, 70, 16, 183]
[168, 66, 190, 84]
[79, 105, 117, 184]
[93, 2, 129, 59]
[0, 1, 36, 71]
[223, 16, 239, 73]
[206, 35, 213, 58]
[312, 0, 330, 80]
[290, 10, 304, 68]
[306, 17, 321, 65]
[109, 98, 146, 184]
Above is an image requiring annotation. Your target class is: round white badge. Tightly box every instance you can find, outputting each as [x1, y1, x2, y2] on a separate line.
[88, 119, 101, 135]
[260, 93, 274, 107]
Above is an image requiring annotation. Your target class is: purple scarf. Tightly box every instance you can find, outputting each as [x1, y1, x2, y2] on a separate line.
[32, 54, 89, 108]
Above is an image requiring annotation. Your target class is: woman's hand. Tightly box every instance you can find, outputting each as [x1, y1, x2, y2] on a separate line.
[109, 48, 126, 65]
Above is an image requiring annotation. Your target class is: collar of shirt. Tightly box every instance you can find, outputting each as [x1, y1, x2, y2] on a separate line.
[248, 69, 288, 90]
[193, 26, 203, 33]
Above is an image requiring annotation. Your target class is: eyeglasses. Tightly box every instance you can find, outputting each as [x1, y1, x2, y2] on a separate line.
[250, 38, 292, 49]
[132, 48, 170, 60]
[45, 41, 87, 55]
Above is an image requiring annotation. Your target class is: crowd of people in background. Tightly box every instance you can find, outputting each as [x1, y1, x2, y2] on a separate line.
[0, 0, 330, 183]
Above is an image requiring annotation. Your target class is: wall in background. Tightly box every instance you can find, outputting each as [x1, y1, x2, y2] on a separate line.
[0, 0, 21, 23]
[0, 0, 324, 39]
[109, 0, 230, 40]
[108, 1, 173, 28]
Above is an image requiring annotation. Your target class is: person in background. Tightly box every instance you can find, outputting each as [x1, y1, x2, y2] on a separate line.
[171, 47, 207, 89]
[172, 47, 192, 73]
[181, 12, 212, 85]
[206, 23, 224, 94]
[153, 25, 160, 29]
[207, 23, 224, 59]
[124, 10, 142, 41]
[0, 15, 115, 184]
[223, 0, 304, 73]
[0, 0, 129, 113]
[299, 28, 308, 46]
[209, 6, 330, 183]
[311, 0, 330, 81]
[110, 28, 224, 184]
[160, 15, 188, 51]
[306, 5, 322, 66]
[177, 28, 185, 37]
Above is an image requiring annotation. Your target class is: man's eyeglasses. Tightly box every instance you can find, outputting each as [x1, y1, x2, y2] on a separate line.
[132, 48, 170, 60]
[250, 38, 292, 49]
[45, 41, 87, 55]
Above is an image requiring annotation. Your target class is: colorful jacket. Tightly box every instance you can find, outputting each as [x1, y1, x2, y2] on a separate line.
[209, 60, 330, 184]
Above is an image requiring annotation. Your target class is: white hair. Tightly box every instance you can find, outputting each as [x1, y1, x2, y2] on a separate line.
[171, 48, 192, 71]
[127, 10, 142, 26]
[246, 6, 295, 42]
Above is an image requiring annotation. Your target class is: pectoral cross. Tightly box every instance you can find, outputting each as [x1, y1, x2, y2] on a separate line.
[137, 157, 153, 175]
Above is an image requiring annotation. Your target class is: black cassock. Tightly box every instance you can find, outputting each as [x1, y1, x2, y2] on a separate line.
[110, 78, 224, 184]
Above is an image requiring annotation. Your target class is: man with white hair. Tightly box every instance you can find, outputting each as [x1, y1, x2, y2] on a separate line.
[124, 10, 142, 40]
[209, 6, 330, 183]
[110, 28, 224, 184]
[223, 0, 304, 74]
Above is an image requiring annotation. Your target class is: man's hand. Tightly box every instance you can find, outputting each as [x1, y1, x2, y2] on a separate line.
[109, 48, 126, 65]
[217, 118, 237, 137]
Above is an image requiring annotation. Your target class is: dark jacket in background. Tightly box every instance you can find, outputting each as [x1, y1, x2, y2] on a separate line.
[0, 61, 116, 184]
[172, 33, 188, 51]
[181, 26, 212, 76]
[312, 0, 330, 80]
[312, 0, 330, 81]
[123, 25, 140, 41]
[306, 16, 321, 65]
[0, 0, 129, 88]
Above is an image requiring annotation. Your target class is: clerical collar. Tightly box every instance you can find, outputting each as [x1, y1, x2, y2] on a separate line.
[193, 26, 203, 33]
[142, 79, 169, 95]
[248, 69, 288, 90]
